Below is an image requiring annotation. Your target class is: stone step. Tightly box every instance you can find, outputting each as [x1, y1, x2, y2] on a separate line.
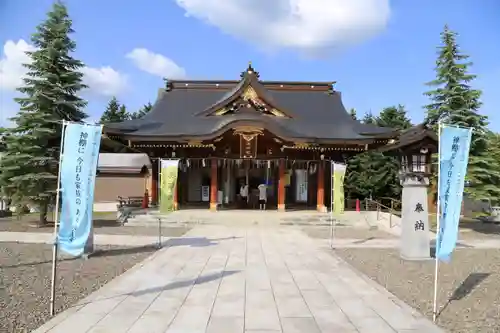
[122, 209, 380, 228]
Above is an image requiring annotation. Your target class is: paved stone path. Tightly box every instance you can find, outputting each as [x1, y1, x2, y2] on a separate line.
[33, 225, 442, 333]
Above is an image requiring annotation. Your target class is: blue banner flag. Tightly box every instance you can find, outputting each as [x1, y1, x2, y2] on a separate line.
[436, 125, 472, 262]
[58, 123, 102, 257]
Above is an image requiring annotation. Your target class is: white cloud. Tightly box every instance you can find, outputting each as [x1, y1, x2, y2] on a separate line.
[81, 66, 128, 97]
[126, 48, 186, 79]
[0, 96, 18, 127]
[174, 0, 390, 54]
[0, 40, 36, 90]
[0, 39, 128, 96]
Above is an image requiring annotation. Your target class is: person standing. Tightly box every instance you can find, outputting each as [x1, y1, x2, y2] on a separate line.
[239, 181, 248, 208]
[258, 182, 267, 210]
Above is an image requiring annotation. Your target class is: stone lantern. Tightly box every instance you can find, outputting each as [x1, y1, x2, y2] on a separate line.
[379, 124, 438, 261]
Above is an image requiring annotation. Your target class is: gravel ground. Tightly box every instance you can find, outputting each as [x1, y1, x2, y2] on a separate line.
[0, 217, 191, 237]
[0, 242, 157, 333]
[457, 223, 500, 240]
[302, 225, 396, 239]
[335, 248, 500, 333]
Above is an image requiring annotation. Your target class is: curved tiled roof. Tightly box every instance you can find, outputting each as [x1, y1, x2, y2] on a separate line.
[105, 66, 398, 143]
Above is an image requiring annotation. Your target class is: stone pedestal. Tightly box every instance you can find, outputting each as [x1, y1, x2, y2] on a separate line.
[400, 173, 431, 260]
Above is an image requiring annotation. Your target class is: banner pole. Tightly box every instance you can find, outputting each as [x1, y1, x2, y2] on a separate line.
[158, 158, 161, 207]
[329, 162, 334, 249]
[432, 122, 442, 322]
[50, 120, 67, 316]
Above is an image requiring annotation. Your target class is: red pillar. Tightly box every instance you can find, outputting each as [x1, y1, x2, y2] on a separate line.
[317, 161, 326, 212]
[210, 158, 218, 211]
[278, 159, 285, 212]
[151, 159, 158, 205]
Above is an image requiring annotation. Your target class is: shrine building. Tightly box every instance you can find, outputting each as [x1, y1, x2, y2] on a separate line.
[102, 64, 402, 212]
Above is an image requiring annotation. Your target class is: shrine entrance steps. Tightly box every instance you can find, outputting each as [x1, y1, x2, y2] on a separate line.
[123, 209, 378, 228]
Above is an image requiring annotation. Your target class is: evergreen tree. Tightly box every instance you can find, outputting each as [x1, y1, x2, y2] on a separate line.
[0, 2, 87, 225]
[481, 132, 500, 204]
[362, 111, 376, 124]
[349, 108, 357, 120]
[377, 105, 412, 129]
[371, 105, 413, 199]
[130, 102, 153, 119]
[0, 133, 7, 151]
[119, 104, 128, 119]
[345, 106, 413, 200]
[424, 25, 500, 201]
[99, 97, 129, 123]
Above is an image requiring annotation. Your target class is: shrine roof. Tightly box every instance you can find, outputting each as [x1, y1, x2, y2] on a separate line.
[104, 64, 399, 143]
[378, 123, 438, 152]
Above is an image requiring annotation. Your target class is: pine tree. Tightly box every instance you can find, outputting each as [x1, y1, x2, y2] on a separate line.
[118, 104, 128, 120]
[362, 111, 376, 124]
[373, 105, 413, 198]
[348, 108, 357, 120]
[345, 110, 378, 199]
[345, 106, 413, 200]
[0, 2, 88, 225]
[130, 102, 153, 120]
[377, 105, 412, 130]
[99, 97, 129, 123]
[424, 25, 500, 202]
[0, 133, 7, 151]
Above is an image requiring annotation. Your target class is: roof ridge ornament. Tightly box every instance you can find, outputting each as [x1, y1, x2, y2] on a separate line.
[164, 78, 173, 91]
[328, 82, 335, 94]
[240, 61, 260, 79]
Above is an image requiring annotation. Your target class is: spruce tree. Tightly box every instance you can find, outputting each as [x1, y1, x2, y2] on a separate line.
[130, 102, 153, 120]
[377, 105, 412, 130]
[346, 111, 379, 199]
[99, 97, 129, 123]
[118, 104, 128, 120]
[424, 25, 500, 202]
[373, 105, 413, 198]
[348, 108, 357, 120]
[345, 107, 413, 200]
[0, 2, 87, 225]
[362, 111, 376, 124]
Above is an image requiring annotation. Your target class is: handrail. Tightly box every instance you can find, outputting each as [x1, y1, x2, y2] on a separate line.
[379, 197, 402, 210]
[380, 197, 402, 204]
[365, 198, 399, 228]
[366, 199, 392, 211]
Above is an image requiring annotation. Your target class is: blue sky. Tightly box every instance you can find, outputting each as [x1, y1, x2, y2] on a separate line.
[1, 0, 499, 129]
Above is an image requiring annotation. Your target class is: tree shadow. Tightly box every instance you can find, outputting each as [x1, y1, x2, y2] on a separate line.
[352, 237, 376, 244]
[93, 219, 124, 228]
[1, 244, 158, 268]
[458, 218, 500, 236]
[436, 272, 490, 319]
[91, 244, 159, 258]
[160, 236, 239, 248]
[0, 256, 79, 269]
[128, 270, 240, 297]
[92, 236, 240, 257]
[76, 270, 241, 306]
[429, 239, 473, 258]
[2, 237, 239, 268]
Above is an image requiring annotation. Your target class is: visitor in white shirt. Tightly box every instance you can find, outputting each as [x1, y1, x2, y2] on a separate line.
[258, 183, 267, 210]
[239, 182, 248, 207]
